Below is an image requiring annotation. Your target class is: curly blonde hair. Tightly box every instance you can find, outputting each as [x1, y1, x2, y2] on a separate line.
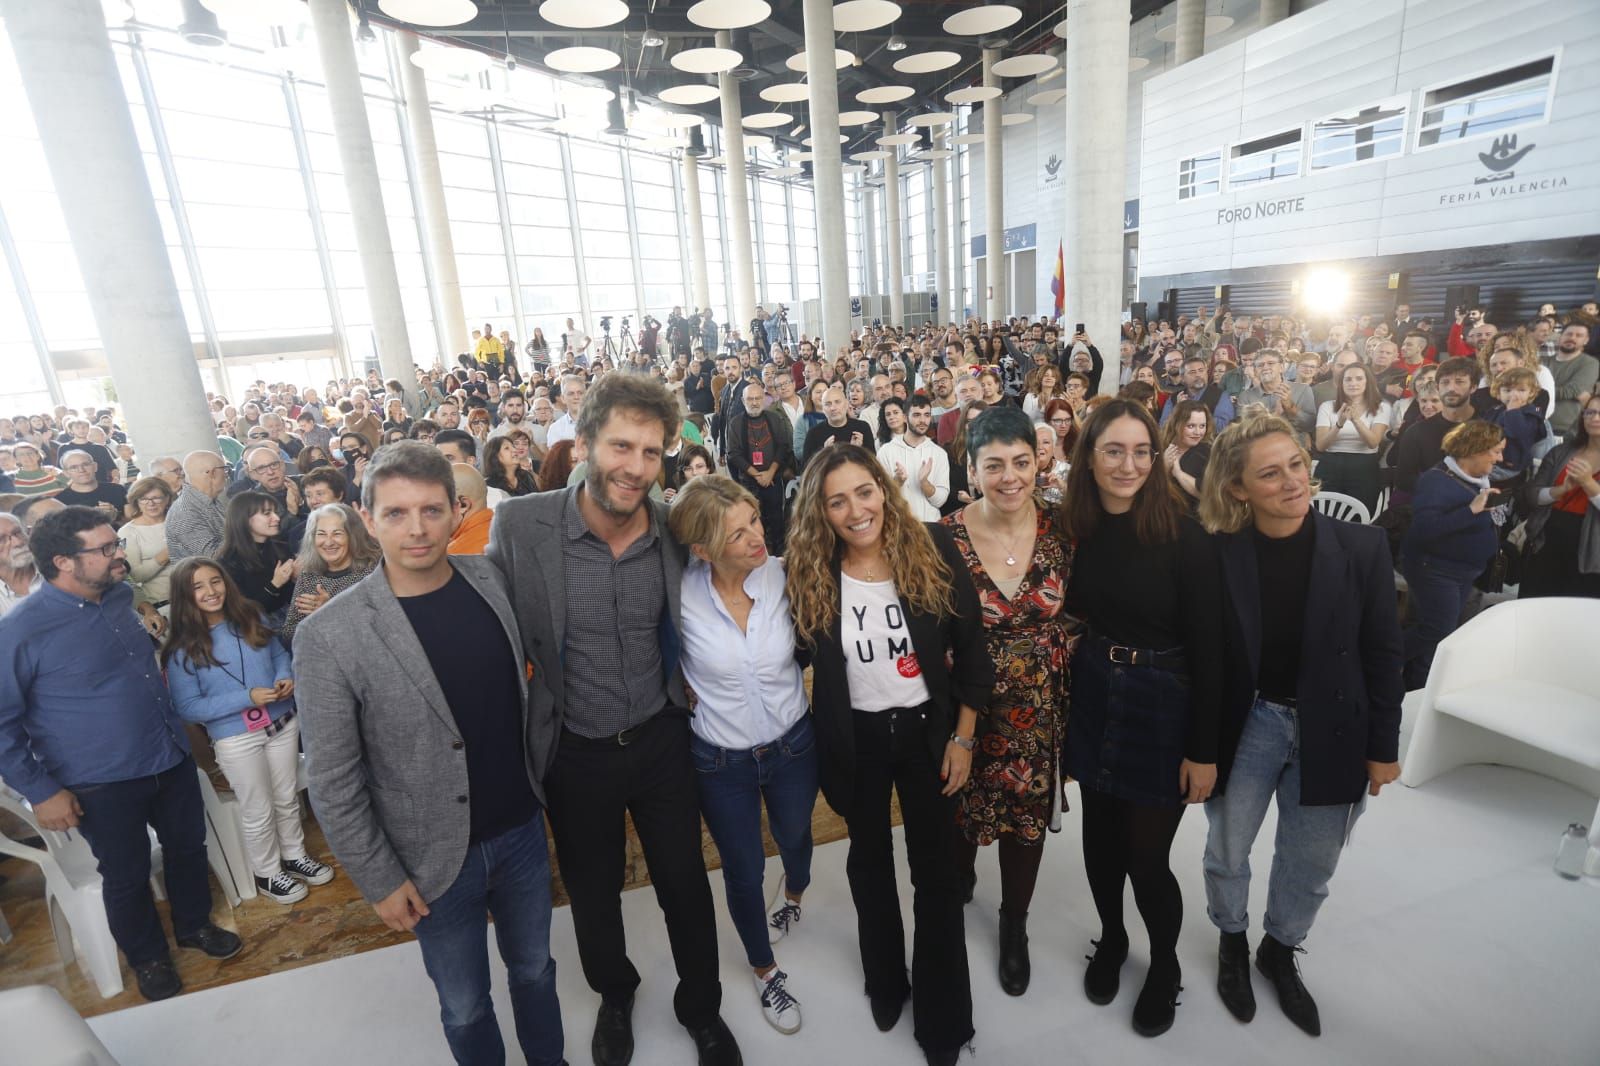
[784, 444, 954, 642]
[1199, 414, 1318, 534]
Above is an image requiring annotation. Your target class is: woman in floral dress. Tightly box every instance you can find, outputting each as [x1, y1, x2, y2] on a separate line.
[943, 405, 1074, 998]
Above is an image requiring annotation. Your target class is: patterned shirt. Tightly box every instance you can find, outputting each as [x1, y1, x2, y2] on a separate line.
[560, 487, 668, 737]
[165, 483, 226, 562]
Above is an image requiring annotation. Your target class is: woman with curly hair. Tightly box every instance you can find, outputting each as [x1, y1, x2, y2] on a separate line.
[785, 444, 993, 1066]
[942, 406, 1074, 998]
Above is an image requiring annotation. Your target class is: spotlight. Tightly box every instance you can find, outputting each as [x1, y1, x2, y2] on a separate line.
[1301, 268, 1350, 314]
[356, 16, 377, 43]
[642, 28, 666, 47]
[179, 0, 226, 46]
[504, 54, 517, 71]
[886, 34, 906, 51]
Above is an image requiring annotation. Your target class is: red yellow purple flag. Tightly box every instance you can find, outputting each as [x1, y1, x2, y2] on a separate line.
[1051, 240, 1065, 319]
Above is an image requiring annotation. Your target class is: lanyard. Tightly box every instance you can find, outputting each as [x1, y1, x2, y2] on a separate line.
[214, 627, 250, 690]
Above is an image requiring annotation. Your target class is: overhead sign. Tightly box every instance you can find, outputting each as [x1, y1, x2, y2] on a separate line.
[1124, 198, 1140, 232]
[970, 223, 1037, 257]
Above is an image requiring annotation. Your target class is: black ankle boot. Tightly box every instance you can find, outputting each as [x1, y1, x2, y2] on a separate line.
[1083, 934, 1128, 1005]
[1256, 935, 1321, 1036]
[997, 906, 1030, 996]
[1217, 931, 1256, 1023]
[1131, 960, 1183, 1038]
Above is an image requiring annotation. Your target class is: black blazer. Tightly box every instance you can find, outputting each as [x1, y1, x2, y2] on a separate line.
[804, 523, 995, 820]
[1215, 511, 1404, 806]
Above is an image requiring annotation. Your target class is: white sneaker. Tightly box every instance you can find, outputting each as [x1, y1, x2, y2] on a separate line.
[767, 895, 802, 944]
[256, 871, 308, 905]
[282, 855, 335, 886]
[754, 968, 802, 1034]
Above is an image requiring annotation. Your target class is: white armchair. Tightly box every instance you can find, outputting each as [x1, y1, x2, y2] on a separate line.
[1402, 597, 1600, 796]
[0, 985, 120, 1065]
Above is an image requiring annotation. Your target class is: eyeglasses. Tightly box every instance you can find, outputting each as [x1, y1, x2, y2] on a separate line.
[74, 539, 126, 558]
[1093, 446, 1155, 467]
[249, 460, 285, 475]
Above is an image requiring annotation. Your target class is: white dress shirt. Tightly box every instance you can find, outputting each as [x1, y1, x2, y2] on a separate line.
[546, 412, 577, 447]
[679, 555, 809, 750]
[876, 435, 951, 521]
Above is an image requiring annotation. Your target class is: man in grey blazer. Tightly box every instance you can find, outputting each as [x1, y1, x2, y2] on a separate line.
[488, 373, 742, 1066]
[294, 442, 564, 1066]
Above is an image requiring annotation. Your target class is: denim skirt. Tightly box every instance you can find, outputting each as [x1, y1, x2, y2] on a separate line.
[1063, 634, 1191, 808]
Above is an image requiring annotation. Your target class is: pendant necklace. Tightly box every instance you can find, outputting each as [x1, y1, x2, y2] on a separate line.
[985, 501, 1030, 567]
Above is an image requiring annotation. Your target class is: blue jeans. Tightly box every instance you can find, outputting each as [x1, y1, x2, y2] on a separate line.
[692, 714, 819, 969]
[412, 814, 564, 1066]
[73, 754, 213, 967]
[1202, 699, 1364, 947]
[1400, 554, 1480, 690]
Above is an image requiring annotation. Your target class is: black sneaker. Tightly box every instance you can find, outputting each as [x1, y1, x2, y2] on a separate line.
[1256, 935, 1321, 1036]
[1083, 935, 1128, 1005]
[256, 871, 309, 905]
[133, 957, 181, 1001]
[175, 922, 242, 960]
[282, 855, 335, 886]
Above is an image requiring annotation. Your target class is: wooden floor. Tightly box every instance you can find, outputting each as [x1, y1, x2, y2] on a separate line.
[0, 797, 855, 1018]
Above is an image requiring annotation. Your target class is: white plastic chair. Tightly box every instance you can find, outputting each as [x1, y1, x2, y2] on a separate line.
[198, 770, 256, 904]
[0, 785, 126, 998]
[1311, 490, 1371, 524]
[785, 477, 800, 501]
[1373, 485, 1392, 517]
[0, 985, 121, 1065]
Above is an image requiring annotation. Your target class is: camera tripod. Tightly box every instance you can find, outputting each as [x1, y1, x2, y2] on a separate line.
[600, 322, 637, 363]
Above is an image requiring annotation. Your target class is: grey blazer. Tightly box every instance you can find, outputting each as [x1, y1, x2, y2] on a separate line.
[485, 485, 688, 779]
[292, 556, 543, 905]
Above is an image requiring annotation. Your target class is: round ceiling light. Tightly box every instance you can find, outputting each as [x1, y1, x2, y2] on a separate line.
[1053, 18, 1069, 38]
[950, 132, 986, 145]
[410, 46, 493, 76]
[946, 85, 1001, 104]
[703, 155, 727, 165]
[743, 112, 796, 129]
[687, 0, 772, 30]
[1128, 56, 1150, 72]
[1154, 15, 1235, 41]
[672, 47, 745, 74]
[657, 113, 707, 128]
[200, 0, 306, 24]
[856, 84, 914, 104]
[942, 5, 1020, 36]
[377, 0, 479, 27]
[537, 0, 627, 29]
[659, 83, 721, 106]
[832, 0, 900, 32]
[767, 166, 804, 177]
[877, 132, 919, 146]
[991, 54, 1057, 78]
[920, 149, 953, 159]
[1000, 112, 1033, 126]
[906, 111, 955, 127]
[851, 149, 891, 161]
[545, 46, 621, 73]
[802, 134, 849, 146]
[893, 50, 961, 74]
[838, 109, 879, 125]
[842, 164, 866, 177]
[760, 82, 812, 103]
[786, 48, 855, 72]
[1028, 88, 1066, 107]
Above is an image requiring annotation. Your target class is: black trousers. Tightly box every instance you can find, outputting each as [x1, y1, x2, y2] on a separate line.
[545, 713, 721, 1028]
[738, 472, 788, 555]
[844, 706, 973, 1054]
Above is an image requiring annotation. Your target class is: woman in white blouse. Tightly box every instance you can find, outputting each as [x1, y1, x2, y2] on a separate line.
[1313, 363, 1391, 513]
[667, 475, 816, 1038]
[121, 476, 177, 615]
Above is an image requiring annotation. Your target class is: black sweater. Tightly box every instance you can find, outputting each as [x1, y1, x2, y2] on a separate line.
[1065, 511, 1224, 762]
[221, 539, 295, 619]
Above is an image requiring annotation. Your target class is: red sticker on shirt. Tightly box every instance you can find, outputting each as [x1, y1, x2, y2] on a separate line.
[896, 654, 921, 678]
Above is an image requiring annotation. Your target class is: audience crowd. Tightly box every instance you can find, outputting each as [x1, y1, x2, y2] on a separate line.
[0, 295, 1596, 1066]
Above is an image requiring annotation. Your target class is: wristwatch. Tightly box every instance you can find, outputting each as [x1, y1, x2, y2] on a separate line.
[949, 733, 976, 751]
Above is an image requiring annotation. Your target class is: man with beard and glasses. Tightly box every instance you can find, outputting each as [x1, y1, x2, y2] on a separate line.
[0, 507, 241, 1001]
[1550, 322, 1598, 437]
[1389, 357, 1482, 506]
[487, 374, 741, 1066]
[0, 511, 41, 616]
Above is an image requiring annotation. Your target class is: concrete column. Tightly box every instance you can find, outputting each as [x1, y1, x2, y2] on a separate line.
[681, 153, 713, 313]
[1259, 0, 1291, 27]
[717, 30, 758, 334]
[1064, 0, 1130, 395]
[1175, 0, 1205, 64]
[870, 181, 883, 299]
[1, 0, 214, 458]
[983, 48, 1005, 324]
[882, 112, 905, 327]
[803, 0, 851, 351]
[308, 0, 415, 395]
[396, 32, 468, 359]
[931, 128, 952, 327]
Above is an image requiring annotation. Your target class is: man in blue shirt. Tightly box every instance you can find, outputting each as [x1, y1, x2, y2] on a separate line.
[0, 507, 241, 1001]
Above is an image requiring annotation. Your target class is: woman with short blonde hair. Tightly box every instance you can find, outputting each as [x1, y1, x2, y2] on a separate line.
[667, 475, 817, 1036]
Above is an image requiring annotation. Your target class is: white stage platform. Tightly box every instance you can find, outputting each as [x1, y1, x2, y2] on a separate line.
[87, 764, 1600, 1066]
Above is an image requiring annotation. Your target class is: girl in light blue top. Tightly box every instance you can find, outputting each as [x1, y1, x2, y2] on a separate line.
[163, 557, 334, 904]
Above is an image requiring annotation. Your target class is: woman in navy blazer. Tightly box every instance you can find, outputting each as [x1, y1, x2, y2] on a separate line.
[785, 444, 993, 1066]
[1198, 415, 1404, 1038]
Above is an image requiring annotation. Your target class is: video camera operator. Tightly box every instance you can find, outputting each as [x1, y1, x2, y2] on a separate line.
[639, 314, 661, 358]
